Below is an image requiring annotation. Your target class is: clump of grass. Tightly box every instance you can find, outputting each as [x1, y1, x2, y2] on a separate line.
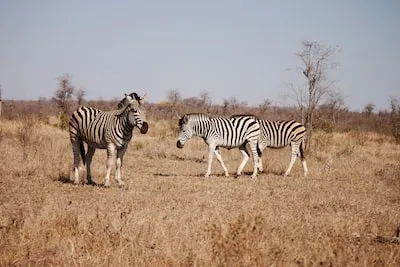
[207, 213, 266, 266]
[348, 129, 367, 146]
[336, 142, 356, 158]
[16, 116, 41, 160]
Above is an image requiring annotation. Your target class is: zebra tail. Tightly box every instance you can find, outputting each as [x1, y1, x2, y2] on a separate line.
[79, 138, 86, 165]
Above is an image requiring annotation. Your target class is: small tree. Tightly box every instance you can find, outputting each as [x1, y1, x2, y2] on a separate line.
[258, 98, 272, 114]
[199, 90, 212, 112]
[0, 85, 2, 119]
[53, 74, 75, 129]
[75, 88, 86, 106]
[390, 96, 400, 143]
[167, 88, 182, 117]
[324, 90, 346, 124]
[363, 103, 375, 117]
[289, 40, 340, 152]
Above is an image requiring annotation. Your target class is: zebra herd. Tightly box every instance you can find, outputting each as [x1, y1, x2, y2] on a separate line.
[69, 92, 308, 187]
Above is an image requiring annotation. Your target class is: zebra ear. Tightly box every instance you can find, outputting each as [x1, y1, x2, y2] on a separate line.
[139, 93, 147, 104]
[175, 114, 182, 119]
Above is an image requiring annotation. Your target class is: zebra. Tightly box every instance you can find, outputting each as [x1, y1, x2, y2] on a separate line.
[69, 92, 149, 187]
[176, 113, 260, 178]
[244, 116, 308, 177]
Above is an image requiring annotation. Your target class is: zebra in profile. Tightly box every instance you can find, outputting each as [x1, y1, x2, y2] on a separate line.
[239, 116, 308, 177]
[176, 113, 260, 178]
[69, 92, 149, 187]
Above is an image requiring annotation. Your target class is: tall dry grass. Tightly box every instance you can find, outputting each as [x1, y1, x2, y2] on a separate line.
[0, 116, 399, 266]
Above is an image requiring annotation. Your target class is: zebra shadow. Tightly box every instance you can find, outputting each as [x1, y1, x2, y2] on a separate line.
[152, 172, 240, 178]
[57, 174, 74, 184]
[170, 155, 206, 163]
[56, 174, 100, 186]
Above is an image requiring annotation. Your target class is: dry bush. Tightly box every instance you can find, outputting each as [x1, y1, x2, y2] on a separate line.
[1, 116, 400, 266]
[207, 213, 266, 266]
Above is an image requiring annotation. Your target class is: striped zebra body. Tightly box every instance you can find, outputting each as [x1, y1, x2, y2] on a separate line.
[176, 113, 260, 178]
[257, 119, 308, 176]
[69, 93, 148, 187]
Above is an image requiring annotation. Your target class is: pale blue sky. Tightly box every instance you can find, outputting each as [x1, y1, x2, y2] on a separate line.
[0, 0, 399, 110]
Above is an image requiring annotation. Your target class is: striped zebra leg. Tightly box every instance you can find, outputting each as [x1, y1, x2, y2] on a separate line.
[214, 148, 229, 177]
[72, 141, 81, 185]
[115, 147, 128, 186]
[206, 146, 229, 177]
[236, 143, 250, 176]
[85, 146, 96, 185]
[299, 142, 308, 177]
[256, 143, 266, 173]
[71, 137, 85, 185]
[284, 142, 301, 177]
[104, 144, 116, 187]
[249, 141, 259, 178]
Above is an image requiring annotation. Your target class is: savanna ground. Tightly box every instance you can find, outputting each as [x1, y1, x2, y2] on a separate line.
[0, 116, 399, 266]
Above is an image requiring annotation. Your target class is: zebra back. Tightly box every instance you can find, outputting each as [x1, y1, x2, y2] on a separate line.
[178, 113, 260, 148]
[259, 119, 306, 147]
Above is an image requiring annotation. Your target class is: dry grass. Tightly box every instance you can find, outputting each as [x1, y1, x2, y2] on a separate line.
[0, 117, 399, 266]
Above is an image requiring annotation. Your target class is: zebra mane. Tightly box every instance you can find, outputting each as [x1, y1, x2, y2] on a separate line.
[117, 92, 143, 110]
[179, 113, 210, 126]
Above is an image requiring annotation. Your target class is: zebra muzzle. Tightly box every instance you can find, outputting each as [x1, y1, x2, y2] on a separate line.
[176, 140, 184, 148]
[140, 122, 149, 134]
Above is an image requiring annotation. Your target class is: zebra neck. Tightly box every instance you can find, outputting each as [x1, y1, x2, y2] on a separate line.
[119, 111, 135, 132]
[192, 120, 210, 138]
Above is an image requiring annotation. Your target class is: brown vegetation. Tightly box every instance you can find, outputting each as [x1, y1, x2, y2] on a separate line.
[0, 106, 399, 265]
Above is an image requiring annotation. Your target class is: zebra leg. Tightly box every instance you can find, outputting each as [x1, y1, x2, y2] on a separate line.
[205, 146, 214, 177]
[299, 142, 308, 177]
[249, 141, 259, 178]
[236, 144, 250, 177]
[104, 144, 116, 187]
[284, 143, 299, 176]
[214, 148, 229, 177]
[85, 146, 96, 185]
[115, 147, 127, 187]
[257, 143, 266, 173]
[301, 158, 308, 177]
[71, 138, 81, 185]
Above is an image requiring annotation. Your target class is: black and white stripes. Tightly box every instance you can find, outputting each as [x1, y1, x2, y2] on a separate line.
[256, 119, 308, 176]
[176, 113, 260, 178]
[69, 93, 148, 187]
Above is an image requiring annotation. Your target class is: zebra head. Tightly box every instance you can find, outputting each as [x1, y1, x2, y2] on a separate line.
[119, 93, 149, 134]
[176, 114, 193, 148]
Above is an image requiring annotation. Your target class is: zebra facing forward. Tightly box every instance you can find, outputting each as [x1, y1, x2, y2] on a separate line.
[176, 113, 260, 178]
[69, 92, 149, 187]
[255, 118, 308, 176]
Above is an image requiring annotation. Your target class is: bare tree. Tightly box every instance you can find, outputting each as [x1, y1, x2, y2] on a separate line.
[53, 74, 75, 114]
[199, 90, 212, 112]
[390, 96, 400, 143]
[53, 74, 75, 129]
[0, 85, 2, 119]
[324, 90, 346, 123]
[167, 88, 182, 116]
[259, 98, 272, 114]
[289, 40, 340, 151]
[222, 98, 229, 115]
[363, 103, 375, 117]
[75, 88, 86, 106]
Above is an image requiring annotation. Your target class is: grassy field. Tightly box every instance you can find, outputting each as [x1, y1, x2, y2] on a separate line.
[0, 117, 399, 266]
